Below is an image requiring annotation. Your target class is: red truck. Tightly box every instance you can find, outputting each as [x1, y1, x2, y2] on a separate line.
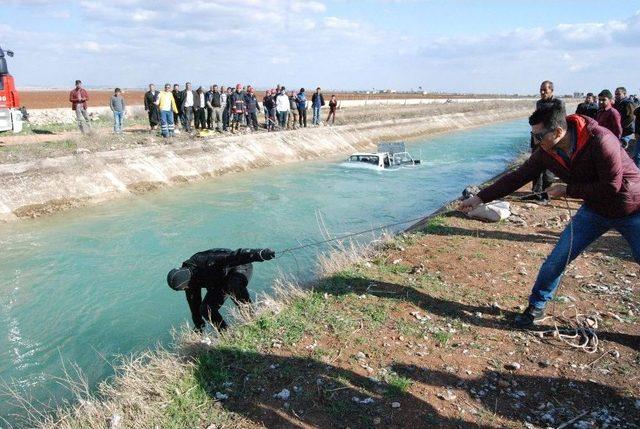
[0, 45, 22, 133]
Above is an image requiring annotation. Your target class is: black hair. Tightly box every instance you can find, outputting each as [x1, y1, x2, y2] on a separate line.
[75, 80, 82, 85]
[615, 87, 626, 94]
[586, 92, 594, 97]
[598, 89, 613, 99]
[300, 87, 305, 93]
[540, 80, 554, 91]
[114, 87, 121, 94]
[528, 100, 566, 130]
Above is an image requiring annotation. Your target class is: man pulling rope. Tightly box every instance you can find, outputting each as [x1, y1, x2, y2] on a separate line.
[459, 102, 640, 329]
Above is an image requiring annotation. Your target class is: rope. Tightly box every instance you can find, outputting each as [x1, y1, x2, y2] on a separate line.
[274, 214, 429, 258]
[526, 195, 606, 354]
[275, 192, 608, 355]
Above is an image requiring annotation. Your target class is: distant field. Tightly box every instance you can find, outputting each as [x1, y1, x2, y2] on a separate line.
[19, 90, 528, 109]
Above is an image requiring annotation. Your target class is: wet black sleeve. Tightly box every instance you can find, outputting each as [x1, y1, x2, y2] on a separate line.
[204, 248, 268, 268]
[185, 288, 204, 329]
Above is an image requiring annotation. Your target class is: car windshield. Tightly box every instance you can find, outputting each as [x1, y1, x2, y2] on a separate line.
[350, 155, 379, 165]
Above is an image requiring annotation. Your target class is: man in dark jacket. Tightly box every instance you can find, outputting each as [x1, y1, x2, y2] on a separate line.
[311, 87, 325, 125]
[193, 86, 206, 130]
[614, 87, 636, 148]
[575, 93, 598, 119]
[172, 84, 184, 129]
[143, 83, 160, 131]
[596, 90, 622, 138]
[244, 86, 260, 131]
[528, 81, 565, 200]
[167, 248, 276, 331]
[181, 82, 196, 133]
[460, 104, 640, 328]
[230, 84, 246, 133]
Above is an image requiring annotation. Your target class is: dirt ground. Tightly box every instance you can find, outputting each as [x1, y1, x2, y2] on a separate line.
[192, 189, 639, 429]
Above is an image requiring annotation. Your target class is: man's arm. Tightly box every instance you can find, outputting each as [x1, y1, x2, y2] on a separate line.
[611, 109, 622, 138]
[185, 287, 204, 330]
[566, 135, 623, 201]
[204, 248, 275, 268]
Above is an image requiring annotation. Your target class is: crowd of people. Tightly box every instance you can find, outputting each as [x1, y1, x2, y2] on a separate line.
[574, 85, 640, 167]
[69, 80, 341, 138]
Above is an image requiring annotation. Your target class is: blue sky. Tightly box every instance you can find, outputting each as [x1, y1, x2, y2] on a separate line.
[1, 0, 639, 94]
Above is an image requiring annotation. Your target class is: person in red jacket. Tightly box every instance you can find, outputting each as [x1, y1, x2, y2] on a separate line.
[460, 104, 640, 328]
[595, 89, 622, 139]
[69, 79, 90, 133]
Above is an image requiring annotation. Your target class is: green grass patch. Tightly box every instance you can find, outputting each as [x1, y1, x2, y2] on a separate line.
[420, 216, 447, 234]
[432, 331, 453, 346]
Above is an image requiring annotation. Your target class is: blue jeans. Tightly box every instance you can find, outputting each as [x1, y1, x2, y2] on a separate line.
[529, 205, 640, 309]
[312, 106, 321, 125]
[113, 111, 124, 133]
[277, 111, 288, 128]
[160, 110, 175, 137]
[632, 135, 640, 168]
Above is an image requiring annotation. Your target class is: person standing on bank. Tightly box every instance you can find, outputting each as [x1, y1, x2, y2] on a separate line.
[155, 83, 178, 138]
[181, 82, 196, 133]
[287, 91, 298, 130]
[311, 86, 325, 126]
[459, 104, 640, 328]
[167, 248, 276, 331]
[575, 93, 598, 119]
[296, 88, 307, 128]
[613, 87, 636, 148]
[326, 94, 338, 125]
[596, 90, 622, 139]
[69, 79, 91, 134]
[172, 84, 184, 130]
[144, 83, 160, 131]
[109, 88, 125, 134]
[527, 81, 565, 202]
[275, 86, 290, 129]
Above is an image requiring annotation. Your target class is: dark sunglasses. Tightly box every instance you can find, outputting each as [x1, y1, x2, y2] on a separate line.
[531, 129, 552, 142]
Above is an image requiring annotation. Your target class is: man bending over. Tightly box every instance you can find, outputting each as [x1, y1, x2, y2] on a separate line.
[460, 104, 640, 328]
[167, 248, 275, 331]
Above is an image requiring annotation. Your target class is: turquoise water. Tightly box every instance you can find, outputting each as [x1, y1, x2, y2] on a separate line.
[0, 119, 528, 420]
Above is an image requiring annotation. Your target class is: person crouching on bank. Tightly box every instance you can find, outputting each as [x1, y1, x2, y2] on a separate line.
[167, 248, 275, 331]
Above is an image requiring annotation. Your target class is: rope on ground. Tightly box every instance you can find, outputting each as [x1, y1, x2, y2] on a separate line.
[528, 196, 610, 355]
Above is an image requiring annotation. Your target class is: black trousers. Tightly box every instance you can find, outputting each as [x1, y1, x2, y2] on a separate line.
[223, 109, 230, 130]
[248, 112, 259, 131]
[206, 108, 214, 129]
[530, 138, 554, 193]
[298, 108, 307, 127]
[185, 264, 253, 331]
[194, 108, 206, 129]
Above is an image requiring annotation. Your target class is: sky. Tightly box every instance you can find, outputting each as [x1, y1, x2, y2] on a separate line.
[1, 0, 639, 94]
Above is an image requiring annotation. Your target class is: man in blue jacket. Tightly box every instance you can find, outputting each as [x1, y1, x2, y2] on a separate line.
[311, 86, 325, 126]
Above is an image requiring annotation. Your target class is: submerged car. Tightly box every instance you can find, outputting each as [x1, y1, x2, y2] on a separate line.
[343, 142, 420, 169]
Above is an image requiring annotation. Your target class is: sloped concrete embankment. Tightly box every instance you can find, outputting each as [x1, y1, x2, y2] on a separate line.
[0, 106, 530, 221]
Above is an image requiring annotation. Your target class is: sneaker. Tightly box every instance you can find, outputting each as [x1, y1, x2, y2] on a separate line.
[513, 305, 545, 329]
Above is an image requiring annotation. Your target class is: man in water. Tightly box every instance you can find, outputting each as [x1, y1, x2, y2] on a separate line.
[167, 248, 275, 331]
[459, 103, 640, 328]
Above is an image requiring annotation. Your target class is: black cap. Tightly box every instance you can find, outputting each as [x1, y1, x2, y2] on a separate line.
[167, 267, 192, 291]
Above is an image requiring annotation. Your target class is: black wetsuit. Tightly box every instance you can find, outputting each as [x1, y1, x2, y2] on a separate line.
[181, 248, 268, 330]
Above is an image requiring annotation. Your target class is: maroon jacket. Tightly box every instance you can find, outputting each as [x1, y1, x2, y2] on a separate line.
[478, 115, 640, 218]
[69, 88, 89, 111]
[595, 106, 622, 138]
